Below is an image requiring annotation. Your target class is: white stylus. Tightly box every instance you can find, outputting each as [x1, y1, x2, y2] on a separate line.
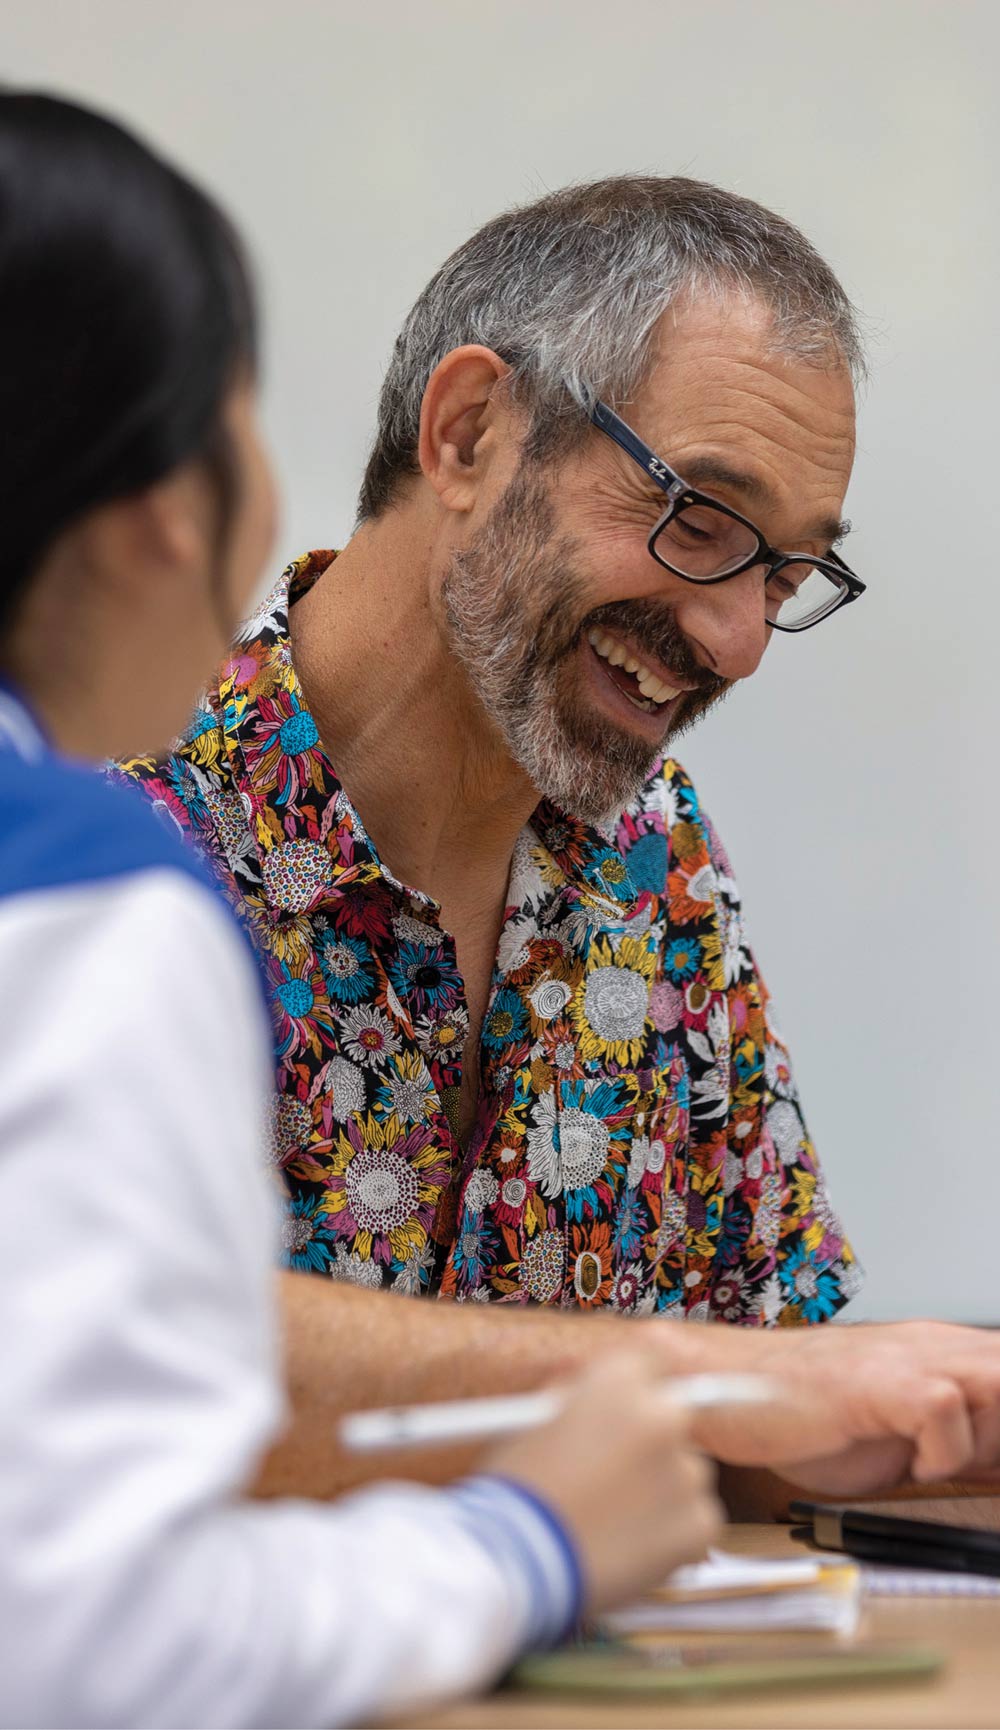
[339, 1372, 776, 1453]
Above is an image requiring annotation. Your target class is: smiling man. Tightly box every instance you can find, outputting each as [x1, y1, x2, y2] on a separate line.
[119, 177, 1000, 1502]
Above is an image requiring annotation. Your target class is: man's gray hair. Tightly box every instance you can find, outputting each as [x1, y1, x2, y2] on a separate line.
[358, 175, 863, 521]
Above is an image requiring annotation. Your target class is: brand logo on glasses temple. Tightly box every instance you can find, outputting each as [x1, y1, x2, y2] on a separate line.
[647, 458, 669, 482]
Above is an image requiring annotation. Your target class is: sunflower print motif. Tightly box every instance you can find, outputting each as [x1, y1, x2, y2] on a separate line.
[115, 551, 861, 1323]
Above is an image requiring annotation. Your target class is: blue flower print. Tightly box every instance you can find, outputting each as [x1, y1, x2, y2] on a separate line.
[612, 1189, 645, 1261]
[779, 1244, 843, 1322]
[319, 930, 375, 1005]
[664, 936, 701, 982]
[556, 1078, 630, 1222]
[715, 1195, 751, 1270]
[276, 973, 314, 1019]
[388, 940, 462, 1019]
[481, 986, 529, 1053]
[278, 708, 320, 757]
[622, 829, 669, 895]
[452, 1216, 498, 1290]
[373, 1053, 437, 1127]
[164, 756, 209, 826]
[281, 1194, 333, 1273]
[183, 708, 217, 746]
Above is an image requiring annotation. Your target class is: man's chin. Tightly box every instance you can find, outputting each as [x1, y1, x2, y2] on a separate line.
[525, 685, 729, 823]
[515, 715, 661, 825]
[669, 683, 731, 740]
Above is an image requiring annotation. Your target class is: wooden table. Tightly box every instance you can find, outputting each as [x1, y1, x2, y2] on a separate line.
[399, 1524, 1000, 1729]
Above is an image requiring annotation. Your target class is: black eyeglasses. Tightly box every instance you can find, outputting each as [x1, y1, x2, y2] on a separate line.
[590, 400, 865, 633]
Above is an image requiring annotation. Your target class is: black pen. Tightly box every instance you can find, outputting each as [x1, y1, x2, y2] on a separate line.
[789, 1500, 1000, 1578]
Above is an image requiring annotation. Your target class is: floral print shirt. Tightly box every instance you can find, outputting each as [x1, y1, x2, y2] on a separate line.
[117, 552, 860, 1323]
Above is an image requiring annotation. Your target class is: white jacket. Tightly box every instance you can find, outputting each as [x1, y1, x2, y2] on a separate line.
[0, 691, 577, 1729]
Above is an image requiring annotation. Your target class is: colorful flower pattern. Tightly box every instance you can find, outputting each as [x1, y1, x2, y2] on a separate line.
[116, 552, 861, 1322]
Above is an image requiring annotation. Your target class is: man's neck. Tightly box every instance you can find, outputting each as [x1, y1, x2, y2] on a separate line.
[289, 520, 539, 921]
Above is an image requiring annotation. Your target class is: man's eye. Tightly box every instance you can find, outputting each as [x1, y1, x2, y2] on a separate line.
[674, 518, 714, 544]
[766, 573, 799, 600]
[670, 509, 728, 546]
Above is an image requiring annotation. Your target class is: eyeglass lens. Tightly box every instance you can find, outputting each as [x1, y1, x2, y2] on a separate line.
[655, 503, 758, 578]
[763, 563, 848, 629]
[653, 503, 847, 629]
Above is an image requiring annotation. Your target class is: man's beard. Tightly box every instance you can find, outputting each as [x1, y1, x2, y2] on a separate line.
[440, 462, 729, 824]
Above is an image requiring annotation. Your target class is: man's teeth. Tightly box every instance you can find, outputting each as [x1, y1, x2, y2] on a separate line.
[586, 628, 682, 706]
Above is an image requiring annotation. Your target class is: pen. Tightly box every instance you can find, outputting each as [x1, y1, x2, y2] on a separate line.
[339, 1371, 778, 1453]
[789, 1500, 1000, 1578]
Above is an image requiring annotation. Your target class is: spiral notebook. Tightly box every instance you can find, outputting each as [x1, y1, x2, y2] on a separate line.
[861, 1562, 1000, 1597]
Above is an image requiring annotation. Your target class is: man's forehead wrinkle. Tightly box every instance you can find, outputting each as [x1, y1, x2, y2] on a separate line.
[642, 375, 856, 454]
[711, 369, 857, 442]
[669, 415, 853, 493]
[642, 346, 856, 438]
[664, 386, 855, 485]
[676, 413, 855, 477]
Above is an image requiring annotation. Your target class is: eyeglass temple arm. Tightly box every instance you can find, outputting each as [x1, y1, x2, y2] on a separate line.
[590, 400, 685, 500]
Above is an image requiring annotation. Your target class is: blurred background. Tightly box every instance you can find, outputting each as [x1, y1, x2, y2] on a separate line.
[3, 0, 996, 1322]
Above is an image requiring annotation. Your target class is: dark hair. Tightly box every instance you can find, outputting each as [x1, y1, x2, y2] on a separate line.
[0, 91, 258, 628]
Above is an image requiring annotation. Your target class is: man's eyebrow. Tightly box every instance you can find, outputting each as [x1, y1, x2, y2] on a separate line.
[668, 454, 852, 546]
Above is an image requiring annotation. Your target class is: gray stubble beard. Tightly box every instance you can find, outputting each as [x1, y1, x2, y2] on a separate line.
[441, 464, 704, 825]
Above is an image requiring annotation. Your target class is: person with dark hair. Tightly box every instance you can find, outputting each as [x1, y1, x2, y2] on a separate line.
[0, 93, 730, 1728]
[123, 171, 1000, 1510]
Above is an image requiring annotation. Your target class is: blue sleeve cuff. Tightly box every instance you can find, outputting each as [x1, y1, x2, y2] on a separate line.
[446, 1472, 585, 1649]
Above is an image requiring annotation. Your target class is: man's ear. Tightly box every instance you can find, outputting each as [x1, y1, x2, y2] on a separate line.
[417, 345, 513, 513]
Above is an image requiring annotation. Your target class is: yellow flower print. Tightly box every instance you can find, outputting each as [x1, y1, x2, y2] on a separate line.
[670, 821, 706, 863]
[322, 1111, 452, 1268]
[697, 921, 725, 991]
[264, 913, 315, 970]
[184, 724, 228, 778]
[570, 933, 656, 1067]
[116, 753, 157, 780]
[790, 1169, 817, 1219]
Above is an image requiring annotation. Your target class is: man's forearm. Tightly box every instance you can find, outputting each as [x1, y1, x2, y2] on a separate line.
[252, 1271, 719, 1498]
[251, 1278, 1000, 1507]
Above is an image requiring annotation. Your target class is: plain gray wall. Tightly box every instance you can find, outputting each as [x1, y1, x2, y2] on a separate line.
[4, 0, 997, 1320]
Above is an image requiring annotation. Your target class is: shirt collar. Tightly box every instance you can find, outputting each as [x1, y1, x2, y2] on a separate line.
[217, 550, 640, 921]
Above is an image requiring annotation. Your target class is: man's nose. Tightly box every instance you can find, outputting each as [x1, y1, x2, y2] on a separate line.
[673, 567, 770, 684]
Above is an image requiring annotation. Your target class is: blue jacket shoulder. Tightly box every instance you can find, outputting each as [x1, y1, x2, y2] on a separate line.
[0, 750, 211, 904]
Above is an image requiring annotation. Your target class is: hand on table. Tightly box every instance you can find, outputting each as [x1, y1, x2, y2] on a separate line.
[682, 1319, 1000, 1496]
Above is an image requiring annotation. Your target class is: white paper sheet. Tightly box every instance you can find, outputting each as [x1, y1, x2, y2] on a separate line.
[602, 1549, 862, 1638]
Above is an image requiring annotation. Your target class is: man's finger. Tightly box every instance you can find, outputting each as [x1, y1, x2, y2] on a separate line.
[969, 1401, 1000, 1474]
[901, 1378, 976, 1482]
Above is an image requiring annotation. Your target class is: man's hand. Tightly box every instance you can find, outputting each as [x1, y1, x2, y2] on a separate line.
[679, 1320, 1000, 1496]
[483, 1354, 723, 1616]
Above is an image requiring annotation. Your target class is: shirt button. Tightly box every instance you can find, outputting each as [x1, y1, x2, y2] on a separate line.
[414, 964, 441, 988]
